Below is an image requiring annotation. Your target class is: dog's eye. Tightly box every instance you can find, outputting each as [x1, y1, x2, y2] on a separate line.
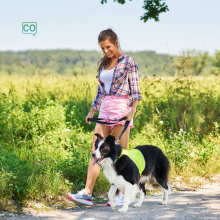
[100, 145, 110, 154]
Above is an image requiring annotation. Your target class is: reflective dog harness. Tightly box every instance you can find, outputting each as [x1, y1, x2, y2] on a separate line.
[118, 149, 145, 175]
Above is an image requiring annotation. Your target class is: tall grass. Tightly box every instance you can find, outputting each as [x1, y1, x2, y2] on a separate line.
[0, 74, 220, 209]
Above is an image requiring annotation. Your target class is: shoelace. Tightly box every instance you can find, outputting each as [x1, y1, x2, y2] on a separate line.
[77, 189, 86, 195]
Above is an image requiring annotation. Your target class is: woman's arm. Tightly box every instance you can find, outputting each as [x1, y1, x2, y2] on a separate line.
[92, 84, 102, 111]
[127, 58, 142, 103]
[86, 107, 96, 124]
[125, 58, 142, 121]
[86, 84, 102, 124]
[125, 99, 138, 121]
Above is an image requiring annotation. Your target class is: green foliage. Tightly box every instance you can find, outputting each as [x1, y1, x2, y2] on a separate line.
[101, 0, 169, 23]
[0, 75, 220, 209]
[141, 0, 169, 22]
[1, 49, 220, 77]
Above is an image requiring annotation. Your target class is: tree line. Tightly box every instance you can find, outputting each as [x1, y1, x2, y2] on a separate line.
[0, 49, 219, 77]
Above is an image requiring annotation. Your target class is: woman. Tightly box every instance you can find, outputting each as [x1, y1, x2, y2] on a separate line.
[67, 28, 142, 206]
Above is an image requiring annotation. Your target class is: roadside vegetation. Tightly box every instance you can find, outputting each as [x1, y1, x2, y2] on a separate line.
[0, 74, 219, 212]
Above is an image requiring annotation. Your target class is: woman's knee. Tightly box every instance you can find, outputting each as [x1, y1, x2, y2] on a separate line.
[90, 124, 111, 155]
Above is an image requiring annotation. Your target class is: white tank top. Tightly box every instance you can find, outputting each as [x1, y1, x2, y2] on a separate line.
[100, 68, 114, 94]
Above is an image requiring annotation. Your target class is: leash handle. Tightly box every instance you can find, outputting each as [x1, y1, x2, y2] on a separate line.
[88, 116, 130, 142]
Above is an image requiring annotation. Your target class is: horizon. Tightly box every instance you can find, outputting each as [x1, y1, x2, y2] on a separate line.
[0, 48, 212, 57]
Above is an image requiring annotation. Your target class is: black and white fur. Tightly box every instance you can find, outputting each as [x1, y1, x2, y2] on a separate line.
[92, 133, 170, 213]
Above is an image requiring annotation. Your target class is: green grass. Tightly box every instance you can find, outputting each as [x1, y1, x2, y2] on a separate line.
[0, 75, 220, 211]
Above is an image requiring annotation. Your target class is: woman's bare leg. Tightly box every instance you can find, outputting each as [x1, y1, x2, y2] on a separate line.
[112, 124, 130, 194]
[84, 124, 111, 195]
[113, 124, 130, 149]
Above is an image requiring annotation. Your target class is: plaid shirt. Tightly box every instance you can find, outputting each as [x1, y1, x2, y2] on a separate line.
[92, 52, 142, 111]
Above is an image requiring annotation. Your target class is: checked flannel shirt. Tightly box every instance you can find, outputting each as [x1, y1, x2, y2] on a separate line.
[92, 52, 142, 111]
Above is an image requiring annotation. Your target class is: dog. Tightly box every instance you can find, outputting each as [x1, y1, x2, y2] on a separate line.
[92, 133, 170, 213]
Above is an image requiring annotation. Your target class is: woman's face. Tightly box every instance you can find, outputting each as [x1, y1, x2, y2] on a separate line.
[99, 39, 118, 59]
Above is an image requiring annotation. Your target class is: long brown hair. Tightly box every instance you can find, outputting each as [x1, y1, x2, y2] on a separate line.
[97, 28, 121, 73]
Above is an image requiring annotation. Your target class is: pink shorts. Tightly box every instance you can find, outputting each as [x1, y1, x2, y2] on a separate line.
[98, 95, 134, 132]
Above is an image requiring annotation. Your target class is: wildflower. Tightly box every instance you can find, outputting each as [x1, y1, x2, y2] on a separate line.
[43, 160, 46, 163]
[180, 128, 183, 131]
[197, 130, 200, 132]
[38, 159, 40, 162]
[74, 125, 76, 127]
[159, 121, 163, 124]
[190, 153, 194, 157]
[66, 129, 71, 132]
[37, 163, 40, 165]
[82, 126, 84, 128]
[71, 111, 74, 114]
[19, 137, 22, 139]
[46, 176, 48, 179]
[169, 136, 171, 138]
[36, 107, 38, 110]
[174, 133, 176, 135]
[189, 142, 192, 145]
[169, 129, 171, 131]
[176, 151, 178, 153]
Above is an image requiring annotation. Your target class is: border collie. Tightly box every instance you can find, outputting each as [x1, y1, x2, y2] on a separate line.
[92, 133, 170, 213]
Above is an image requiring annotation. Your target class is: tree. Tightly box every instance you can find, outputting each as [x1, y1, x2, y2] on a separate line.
[101, 0, 169, 22]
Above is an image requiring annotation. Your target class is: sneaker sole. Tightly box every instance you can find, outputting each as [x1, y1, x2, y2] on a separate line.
[66, 194, 93, 206]
[107, 202, 123, 206]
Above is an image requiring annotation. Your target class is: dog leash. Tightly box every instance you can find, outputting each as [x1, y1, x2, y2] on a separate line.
[88, 116, 130, 143]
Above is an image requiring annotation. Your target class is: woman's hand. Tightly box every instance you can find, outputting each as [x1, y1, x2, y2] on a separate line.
[86, 108, 95, 124]
[124, 109, 136, 121]
[124, 99, 138, 121]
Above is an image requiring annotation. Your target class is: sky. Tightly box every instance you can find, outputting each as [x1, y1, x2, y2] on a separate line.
[0, 0, 220, 56]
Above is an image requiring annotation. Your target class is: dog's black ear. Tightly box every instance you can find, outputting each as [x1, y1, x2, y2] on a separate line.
[105, 135, 115, 145]
[94, 133, 104, 141]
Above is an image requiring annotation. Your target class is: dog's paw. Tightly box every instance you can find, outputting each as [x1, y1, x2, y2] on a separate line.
[117, 207, 128, 213]
[109, 201, 116, 210]
[133, 202, 141, 208]
[112, 206, 116, 210]
[161, 201, 167, 205]
[111, 204, 116, 210]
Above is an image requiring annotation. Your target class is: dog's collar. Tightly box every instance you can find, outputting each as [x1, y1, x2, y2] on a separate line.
[113, 151, 123, 164]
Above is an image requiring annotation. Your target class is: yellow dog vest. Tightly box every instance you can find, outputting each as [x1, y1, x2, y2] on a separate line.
[118, 149, 145, 175]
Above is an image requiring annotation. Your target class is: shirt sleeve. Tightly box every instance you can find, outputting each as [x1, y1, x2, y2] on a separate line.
[128, 58, 142, 103]
[92, 83, 102, 111]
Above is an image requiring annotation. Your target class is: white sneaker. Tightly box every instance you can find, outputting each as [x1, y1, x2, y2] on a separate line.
[107, 191, 124, 206]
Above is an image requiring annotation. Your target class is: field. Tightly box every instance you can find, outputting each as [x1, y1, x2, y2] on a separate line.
[0, 74, 220, 211]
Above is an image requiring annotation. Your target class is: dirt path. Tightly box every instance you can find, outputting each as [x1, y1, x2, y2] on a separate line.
[1, 181, 220, 220]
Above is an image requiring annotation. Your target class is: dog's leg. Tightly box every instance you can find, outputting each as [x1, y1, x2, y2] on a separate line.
[108, 184, 118, 210]
[118, 183, 136, 213]
[161, 183, 170, 205]
[133, 188, 145, 208]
